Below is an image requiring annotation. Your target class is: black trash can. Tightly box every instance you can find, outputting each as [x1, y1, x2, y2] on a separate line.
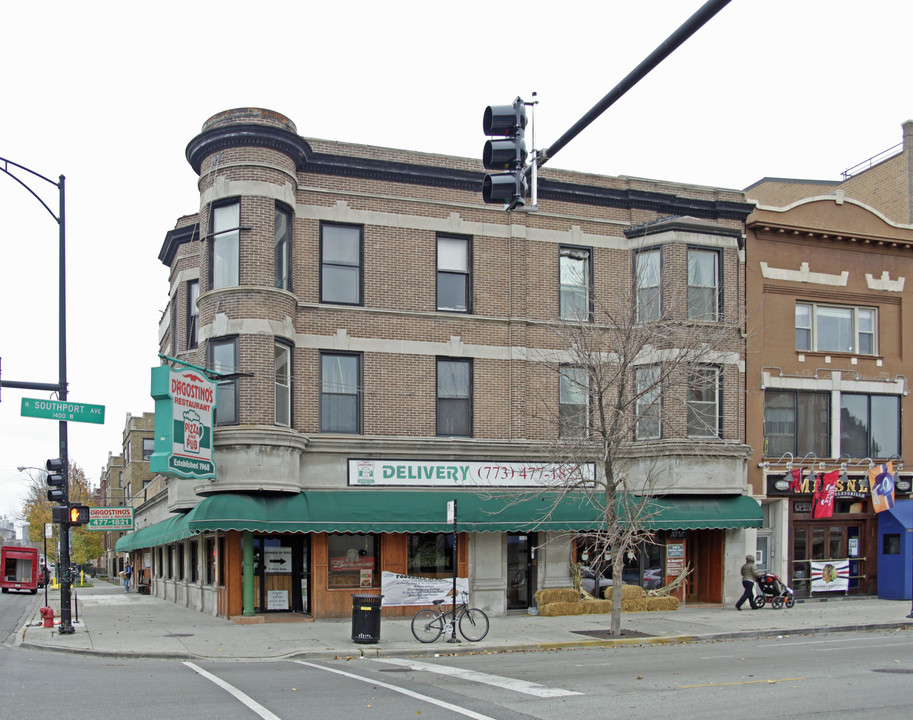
[351, 594, 383, 644]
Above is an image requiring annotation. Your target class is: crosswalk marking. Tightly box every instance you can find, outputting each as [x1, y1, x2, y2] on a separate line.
[373, 657, 582, 697]
[293, 660, 499, 720]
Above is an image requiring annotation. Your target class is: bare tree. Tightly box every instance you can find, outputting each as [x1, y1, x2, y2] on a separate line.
[527, 239, 746, 636]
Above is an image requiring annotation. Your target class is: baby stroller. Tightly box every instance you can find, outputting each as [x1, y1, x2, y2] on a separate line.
[751, 573, 795, 609]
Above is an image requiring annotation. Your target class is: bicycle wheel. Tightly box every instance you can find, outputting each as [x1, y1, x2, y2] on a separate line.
[411, 609, 443, 643]
[459, 608, 490, 642]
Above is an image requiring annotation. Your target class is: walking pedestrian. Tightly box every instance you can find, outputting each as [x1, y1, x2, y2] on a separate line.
[123, 559, 132, 592]
[735, 554, 760, 610]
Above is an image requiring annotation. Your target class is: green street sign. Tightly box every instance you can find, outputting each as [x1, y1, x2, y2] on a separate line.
[21, 398, 105, 424]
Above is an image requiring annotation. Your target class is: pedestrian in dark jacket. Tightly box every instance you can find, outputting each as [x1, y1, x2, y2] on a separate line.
[735, 554, 760, 610]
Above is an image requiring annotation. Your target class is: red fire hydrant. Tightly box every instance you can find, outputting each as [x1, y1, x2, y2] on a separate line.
[39, 607, 55, 628]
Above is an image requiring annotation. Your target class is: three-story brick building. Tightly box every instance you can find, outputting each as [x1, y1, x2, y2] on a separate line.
[117, 108, 760, 619]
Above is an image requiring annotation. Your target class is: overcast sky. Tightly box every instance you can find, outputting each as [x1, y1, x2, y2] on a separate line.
[1, 0, 910, 532]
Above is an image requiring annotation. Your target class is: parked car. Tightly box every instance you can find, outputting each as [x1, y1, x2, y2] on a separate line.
[643, 568, 663, 590]
[581, 566, 613, 597]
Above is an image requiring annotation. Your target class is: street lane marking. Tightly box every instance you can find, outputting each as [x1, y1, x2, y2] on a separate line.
[679, 677, 805, 689]
[293, 660, 498, 720]
[373, 657, 582, 697]
[183, 662, 281, 720]
[758, 636, 896, 648]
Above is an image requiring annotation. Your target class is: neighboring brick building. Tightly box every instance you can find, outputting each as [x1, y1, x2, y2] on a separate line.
[745, 190, 913, 597]
[117, 107, 760, 620]
[98, 412, 158, 579]
[747, 120, 913, 224]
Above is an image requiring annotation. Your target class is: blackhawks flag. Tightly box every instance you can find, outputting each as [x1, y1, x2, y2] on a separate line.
[811, 470, 840, 519]
[868, 461, 895, 513]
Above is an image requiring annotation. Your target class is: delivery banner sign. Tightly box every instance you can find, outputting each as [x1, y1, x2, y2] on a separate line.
[381, 572, 469, 606]
[150, 365, 216, 479]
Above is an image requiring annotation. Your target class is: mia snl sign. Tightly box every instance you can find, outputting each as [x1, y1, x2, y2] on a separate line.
[150, 365, 216, 479]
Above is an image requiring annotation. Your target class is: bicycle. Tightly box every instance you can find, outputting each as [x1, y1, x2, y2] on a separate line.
[411, 599, 490, 643]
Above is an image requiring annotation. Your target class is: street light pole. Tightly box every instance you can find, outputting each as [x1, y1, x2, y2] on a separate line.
[0, 157, 74, 634]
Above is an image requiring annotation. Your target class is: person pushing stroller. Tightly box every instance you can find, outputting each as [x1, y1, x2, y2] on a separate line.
[735, 554, 760, 610]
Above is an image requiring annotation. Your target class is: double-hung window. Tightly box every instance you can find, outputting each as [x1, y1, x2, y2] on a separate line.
[634, 248, 661, 322]
[634, 365, 661, 440]
[687, 248, 720, 321]
[437, 235, 471, 312]
[211, 201, 240, 289]
[275, 204, 292, 291]
[840, 394, 900, 458]
[320, 223, 362, 304]
[559, 247, 591, 321]
[275, 342, 292, 427]
[437, 358, 472, 437]
[142, 438, 154, 461]
[320, 353, 361, 433]
[764, 390, 829, 458]
[559, 366, 589, 438]
[687, 367, 720, 438]
[209, 337, 239, 425]
[796, 302, 877, 354]
[187, 280, 199, 349]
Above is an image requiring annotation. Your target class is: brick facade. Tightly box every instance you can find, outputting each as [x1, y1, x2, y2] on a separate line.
[138, 107, 759, 618]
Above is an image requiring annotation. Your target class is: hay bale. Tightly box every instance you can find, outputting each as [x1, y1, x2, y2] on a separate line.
[534, 588, 580, 607]
[580, 599, 613, 614]
[645, 595, 680, 611]
[538, 601, 584, 617]
[604, 584, 644, 601]
[621, 598, 649, 613]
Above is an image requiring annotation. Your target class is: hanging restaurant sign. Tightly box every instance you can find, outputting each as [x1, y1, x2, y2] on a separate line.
[149, 365, 217, 479]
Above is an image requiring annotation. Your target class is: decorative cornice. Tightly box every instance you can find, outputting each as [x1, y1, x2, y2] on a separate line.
[186, 123, 313, 174]
[184, 120, 754, 224]
[159, 223, 199, 266]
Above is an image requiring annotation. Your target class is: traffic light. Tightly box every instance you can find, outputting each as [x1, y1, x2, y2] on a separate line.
[46, 458, 67, 503]
[68, 505, 90, 526]
[482, 98, 528, 209]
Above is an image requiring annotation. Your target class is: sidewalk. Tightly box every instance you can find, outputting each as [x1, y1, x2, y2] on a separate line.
[16, 582, 913, 661]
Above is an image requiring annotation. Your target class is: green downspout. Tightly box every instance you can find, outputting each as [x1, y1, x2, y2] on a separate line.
[242, 531, 255, 616]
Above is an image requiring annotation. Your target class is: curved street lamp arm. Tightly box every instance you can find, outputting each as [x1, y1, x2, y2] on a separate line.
[0, 156, 62, 223]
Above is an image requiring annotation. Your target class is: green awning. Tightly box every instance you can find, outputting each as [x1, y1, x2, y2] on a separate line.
[185, 490, 603, 534]
[115, 513, 191, 552]
[647, 495, 762, 530]
[113, 491, 761, 549]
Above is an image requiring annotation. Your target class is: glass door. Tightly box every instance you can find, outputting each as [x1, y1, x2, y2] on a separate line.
[253, 536, 310, 613]
[507, 533, 537, 610]
[791, 523, 865, 597]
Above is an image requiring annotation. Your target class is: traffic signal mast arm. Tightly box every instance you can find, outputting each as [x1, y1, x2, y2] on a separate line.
[535, 0, 732, 171]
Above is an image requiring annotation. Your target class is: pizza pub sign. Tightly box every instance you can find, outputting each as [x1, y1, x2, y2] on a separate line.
[150, 365, 216, 479]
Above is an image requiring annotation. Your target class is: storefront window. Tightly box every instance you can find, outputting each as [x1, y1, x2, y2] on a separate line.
[177, 543, 185, 581]
[574, 534, 665, 591]
[218, 537, 225, 587]
[190, 540, 199, 583]
[205, 537, 216, 585]
[328, 533, 378, 589]
[407, 534, 454, 578]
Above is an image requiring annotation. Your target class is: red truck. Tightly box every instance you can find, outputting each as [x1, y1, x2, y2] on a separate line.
[1, 545, 39, 594]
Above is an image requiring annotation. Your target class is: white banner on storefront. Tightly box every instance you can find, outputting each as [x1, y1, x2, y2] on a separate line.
[381, 571, 469, 606]
[350, 459, 595, 487]
[810, 559, 850, 592]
